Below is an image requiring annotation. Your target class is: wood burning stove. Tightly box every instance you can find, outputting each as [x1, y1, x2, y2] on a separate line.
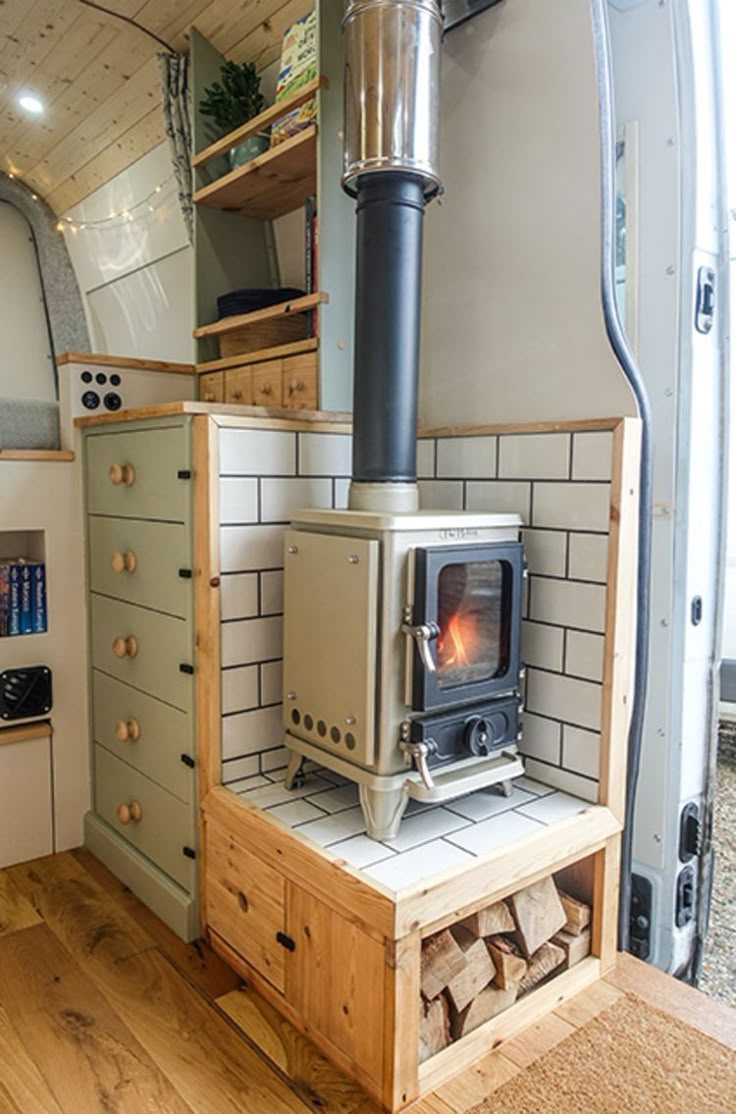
[282, 510, 525, 839]
[281, 0, 526, 838]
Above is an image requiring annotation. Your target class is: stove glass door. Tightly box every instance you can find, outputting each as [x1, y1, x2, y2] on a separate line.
[436, 560, 508, 688]
[409, 541, 523, 711]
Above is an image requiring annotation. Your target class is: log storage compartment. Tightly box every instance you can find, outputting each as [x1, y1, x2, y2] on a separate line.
[419, 864, 593, 1058]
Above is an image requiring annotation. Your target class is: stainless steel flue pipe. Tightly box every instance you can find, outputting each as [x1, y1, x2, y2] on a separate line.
[342, 0, 443, 512]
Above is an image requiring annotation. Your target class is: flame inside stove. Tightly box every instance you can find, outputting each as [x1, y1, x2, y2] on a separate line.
[438, 612, 472, 669]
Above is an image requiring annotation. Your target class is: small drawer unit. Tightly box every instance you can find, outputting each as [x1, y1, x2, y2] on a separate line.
[82, 415, 199, 941]
[199, 371, 225, 403]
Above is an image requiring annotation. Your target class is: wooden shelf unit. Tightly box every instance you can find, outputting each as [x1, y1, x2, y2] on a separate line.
[193, 126, 318, 221]
[193, 292, 328, 341]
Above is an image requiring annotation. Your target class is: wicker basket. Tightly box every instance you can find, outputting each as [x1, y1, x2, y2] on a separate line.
[218, 314, 308, 359]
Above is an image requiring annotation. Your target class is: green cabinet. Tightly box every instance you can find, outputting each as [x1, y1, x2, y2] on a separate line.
[82, 416, 199, 941]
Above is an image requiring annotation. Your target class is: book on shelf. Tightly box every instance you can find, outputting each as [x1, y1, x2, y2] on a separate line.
[271, 11, 318, 148]
[0, 558, 47, 637]
[305, 195, 318, 338]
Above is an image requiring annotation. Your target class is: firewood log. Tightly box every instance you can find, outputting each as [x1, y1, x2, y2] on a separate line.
[458, 900, 515, 938]
[507, 876, 567, 958]
[421, 928, 467, 1000]
[558, 891, 591, 937]
[552, 928, 591, 969]
[451, 983, 518, 1040]
[419, 993, 451, 1061]
[518, 941, 565, 994]
[486, 935, 528, 989]
[445, 925, 495, 1014]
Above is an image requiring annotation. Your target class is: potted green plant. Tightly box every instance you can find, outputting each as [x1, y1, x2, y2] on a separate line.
[199, 60, 268, 169]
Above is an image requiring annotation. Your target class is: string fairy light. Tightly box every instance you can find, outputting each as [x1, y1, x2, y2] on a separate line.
[55, 173, 176, 233]
[2, 167, 176, 231]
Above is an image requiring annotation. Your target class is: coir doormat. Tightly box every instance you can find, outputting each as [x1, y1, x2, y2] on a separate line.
[469, 993, 736, 1113]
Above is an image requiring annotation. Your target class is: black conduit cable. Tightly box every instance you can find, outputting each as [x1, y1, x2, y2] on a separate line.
[590, 0, 654, 951]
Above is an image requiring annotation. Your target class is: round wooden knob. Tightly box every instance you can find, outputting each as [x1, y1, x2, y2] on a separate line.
[289, 378, 304, 394]
[111, 550, 137, 574]
[115, 718, 140, 743]
[112, 636, 138, 659]
[116, 800, 142, 825]
[232, 389, 243, 401]
[204, 392, 215, 402]
[258, 383, 272, 396]
[108, 463, 135, 486]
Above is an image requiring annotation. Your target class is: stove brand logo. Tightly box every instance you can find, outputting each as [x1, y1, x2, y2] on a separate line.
[439, 527, 480, 540]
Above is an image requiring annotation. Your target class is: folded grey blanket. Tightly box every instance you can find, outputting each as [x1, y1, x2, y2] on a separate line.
[0, 398, 61, 450]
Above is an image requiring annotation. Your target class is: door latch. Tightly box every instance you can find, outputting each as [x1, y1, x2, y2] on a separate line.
[400, 739, 436, 791]
[276, 931, 296, 952]
[402, 621, 440, 673]
[695, 265, 716, 334]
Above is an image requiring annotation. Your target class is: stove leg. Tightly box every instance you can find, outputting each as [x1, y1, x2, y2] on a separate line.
[359, 784, 409, 841]
[285, 752, 306, 791]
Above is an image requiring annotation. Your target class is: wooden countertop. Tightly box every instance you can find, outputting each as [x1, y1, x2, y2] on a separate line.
[56, 352, 194, 375]
[74, 400, 352, 429]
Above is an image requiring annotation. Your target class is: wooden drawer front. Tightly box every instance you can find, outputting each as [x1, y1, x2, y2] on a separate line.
[206, 822, 286, 993]
[199, 372, 224, 403]
[282, 353, 317, 410]
[86, 425, 190, 522]
[252, 360, 283, 407]
[224, 367, 253, 405]
[88, 517, 191, 619]
[92, 671, 193, 803]
[94, 744, 194, 891]
[90, 594, 193, 713]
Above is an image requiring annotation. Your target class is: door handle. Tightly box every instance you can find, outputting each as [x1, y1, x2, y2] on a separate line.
[402, 621, 440, 673]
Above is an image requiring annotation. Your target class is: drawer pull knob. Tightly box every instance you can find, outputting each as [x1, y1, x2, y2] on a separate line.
[258, 383, 272, 396]
[203, 392, 215, 402]
[108, 463, 136, 487]
[288, 379, 304, 394]
[232, 389, 243, 401]
[237, 891, 249, 913]
[115, 718, 140, 743]
[116, 800, 142, 825]
[112, 636, 138, 659]
[111, 550, 137, 574]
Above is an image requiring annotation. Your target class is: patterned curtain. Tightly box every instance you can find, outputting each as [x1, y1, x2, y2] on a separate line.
[158, 52, 193, 244]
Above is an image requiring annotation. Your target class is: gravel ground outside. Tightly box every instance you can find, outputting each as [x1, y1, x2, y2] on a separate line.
[699, 721, 736, 1008]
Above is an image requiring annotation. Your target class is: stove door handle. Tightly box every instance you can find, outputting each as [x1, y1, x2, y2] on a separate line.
[402, 621, 439, 674]
[401, 740, 436, 792]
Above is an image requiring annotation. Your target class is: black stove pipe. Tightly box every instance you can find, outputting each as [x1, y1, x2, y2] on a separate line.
[352, 173, 427, 485]
[342, 0, 443, 508]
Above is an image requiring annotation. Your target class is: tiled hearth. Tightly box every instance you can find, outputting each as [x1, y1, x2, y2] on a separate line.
[229, 762, 588, 893]
[217, 420, 615, 810]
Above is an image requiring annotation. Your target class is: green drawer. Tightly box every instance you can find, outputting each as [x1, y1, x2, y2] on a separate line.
[86, 425, 191, 522]
[88, 517, 192, 619]
[92, 671, 193, 803]
[90, 594, 193, 713]
[94, 744, 194, 892]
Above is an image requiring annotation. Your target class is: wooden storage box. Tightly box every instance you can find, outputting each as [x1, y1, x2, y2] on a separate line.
[218, 315, 308, 360]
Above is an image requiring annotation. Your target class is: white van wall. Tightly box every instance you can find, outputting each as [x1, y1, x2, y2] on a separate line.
[0, 203, 55, 401]
[419, 0, 636, 427]
[60, 142, 194, 363]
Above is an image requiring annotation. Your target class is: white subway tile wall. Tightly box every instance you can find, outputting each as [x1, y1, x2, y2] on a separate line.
[218, 425, 616, 806]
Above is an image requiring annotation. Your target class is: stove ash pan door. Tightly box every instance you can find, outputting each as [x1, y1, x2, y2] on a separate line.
[408, 542, 523, 712]
[283, 530, 379, 767]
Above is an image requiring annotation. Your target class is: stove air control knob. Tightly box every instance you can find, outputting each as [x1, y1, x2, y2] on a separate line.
[464, 715, 494, 757]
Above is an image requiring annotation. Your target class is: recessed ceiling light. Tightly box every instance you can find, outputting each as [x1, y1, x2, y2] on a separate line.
[18, 94, 44, 115]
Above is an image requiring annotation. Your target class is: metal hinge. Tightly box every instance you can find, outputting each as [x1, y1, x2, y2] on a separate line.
[180, 753, 195, 769]
[177, 469, 192, 480]
[182, 846, 196, 860]
[179, 662, 194, 675]
[276, 931, 296, 952]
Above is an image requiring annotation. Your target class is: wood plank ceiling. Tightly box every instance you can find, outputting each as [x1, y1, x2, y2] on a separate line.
[0, 0, 312, 214]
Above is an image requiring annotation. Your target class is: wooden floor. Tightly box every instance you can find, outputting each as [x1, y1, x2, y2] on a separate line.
[0, 851, 734, 1114]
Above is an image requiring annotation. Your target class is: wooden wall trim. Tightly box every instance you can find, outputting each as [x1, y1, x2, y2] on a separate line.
[0, 721, 51, 747]
[56, 352, 194, 374]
